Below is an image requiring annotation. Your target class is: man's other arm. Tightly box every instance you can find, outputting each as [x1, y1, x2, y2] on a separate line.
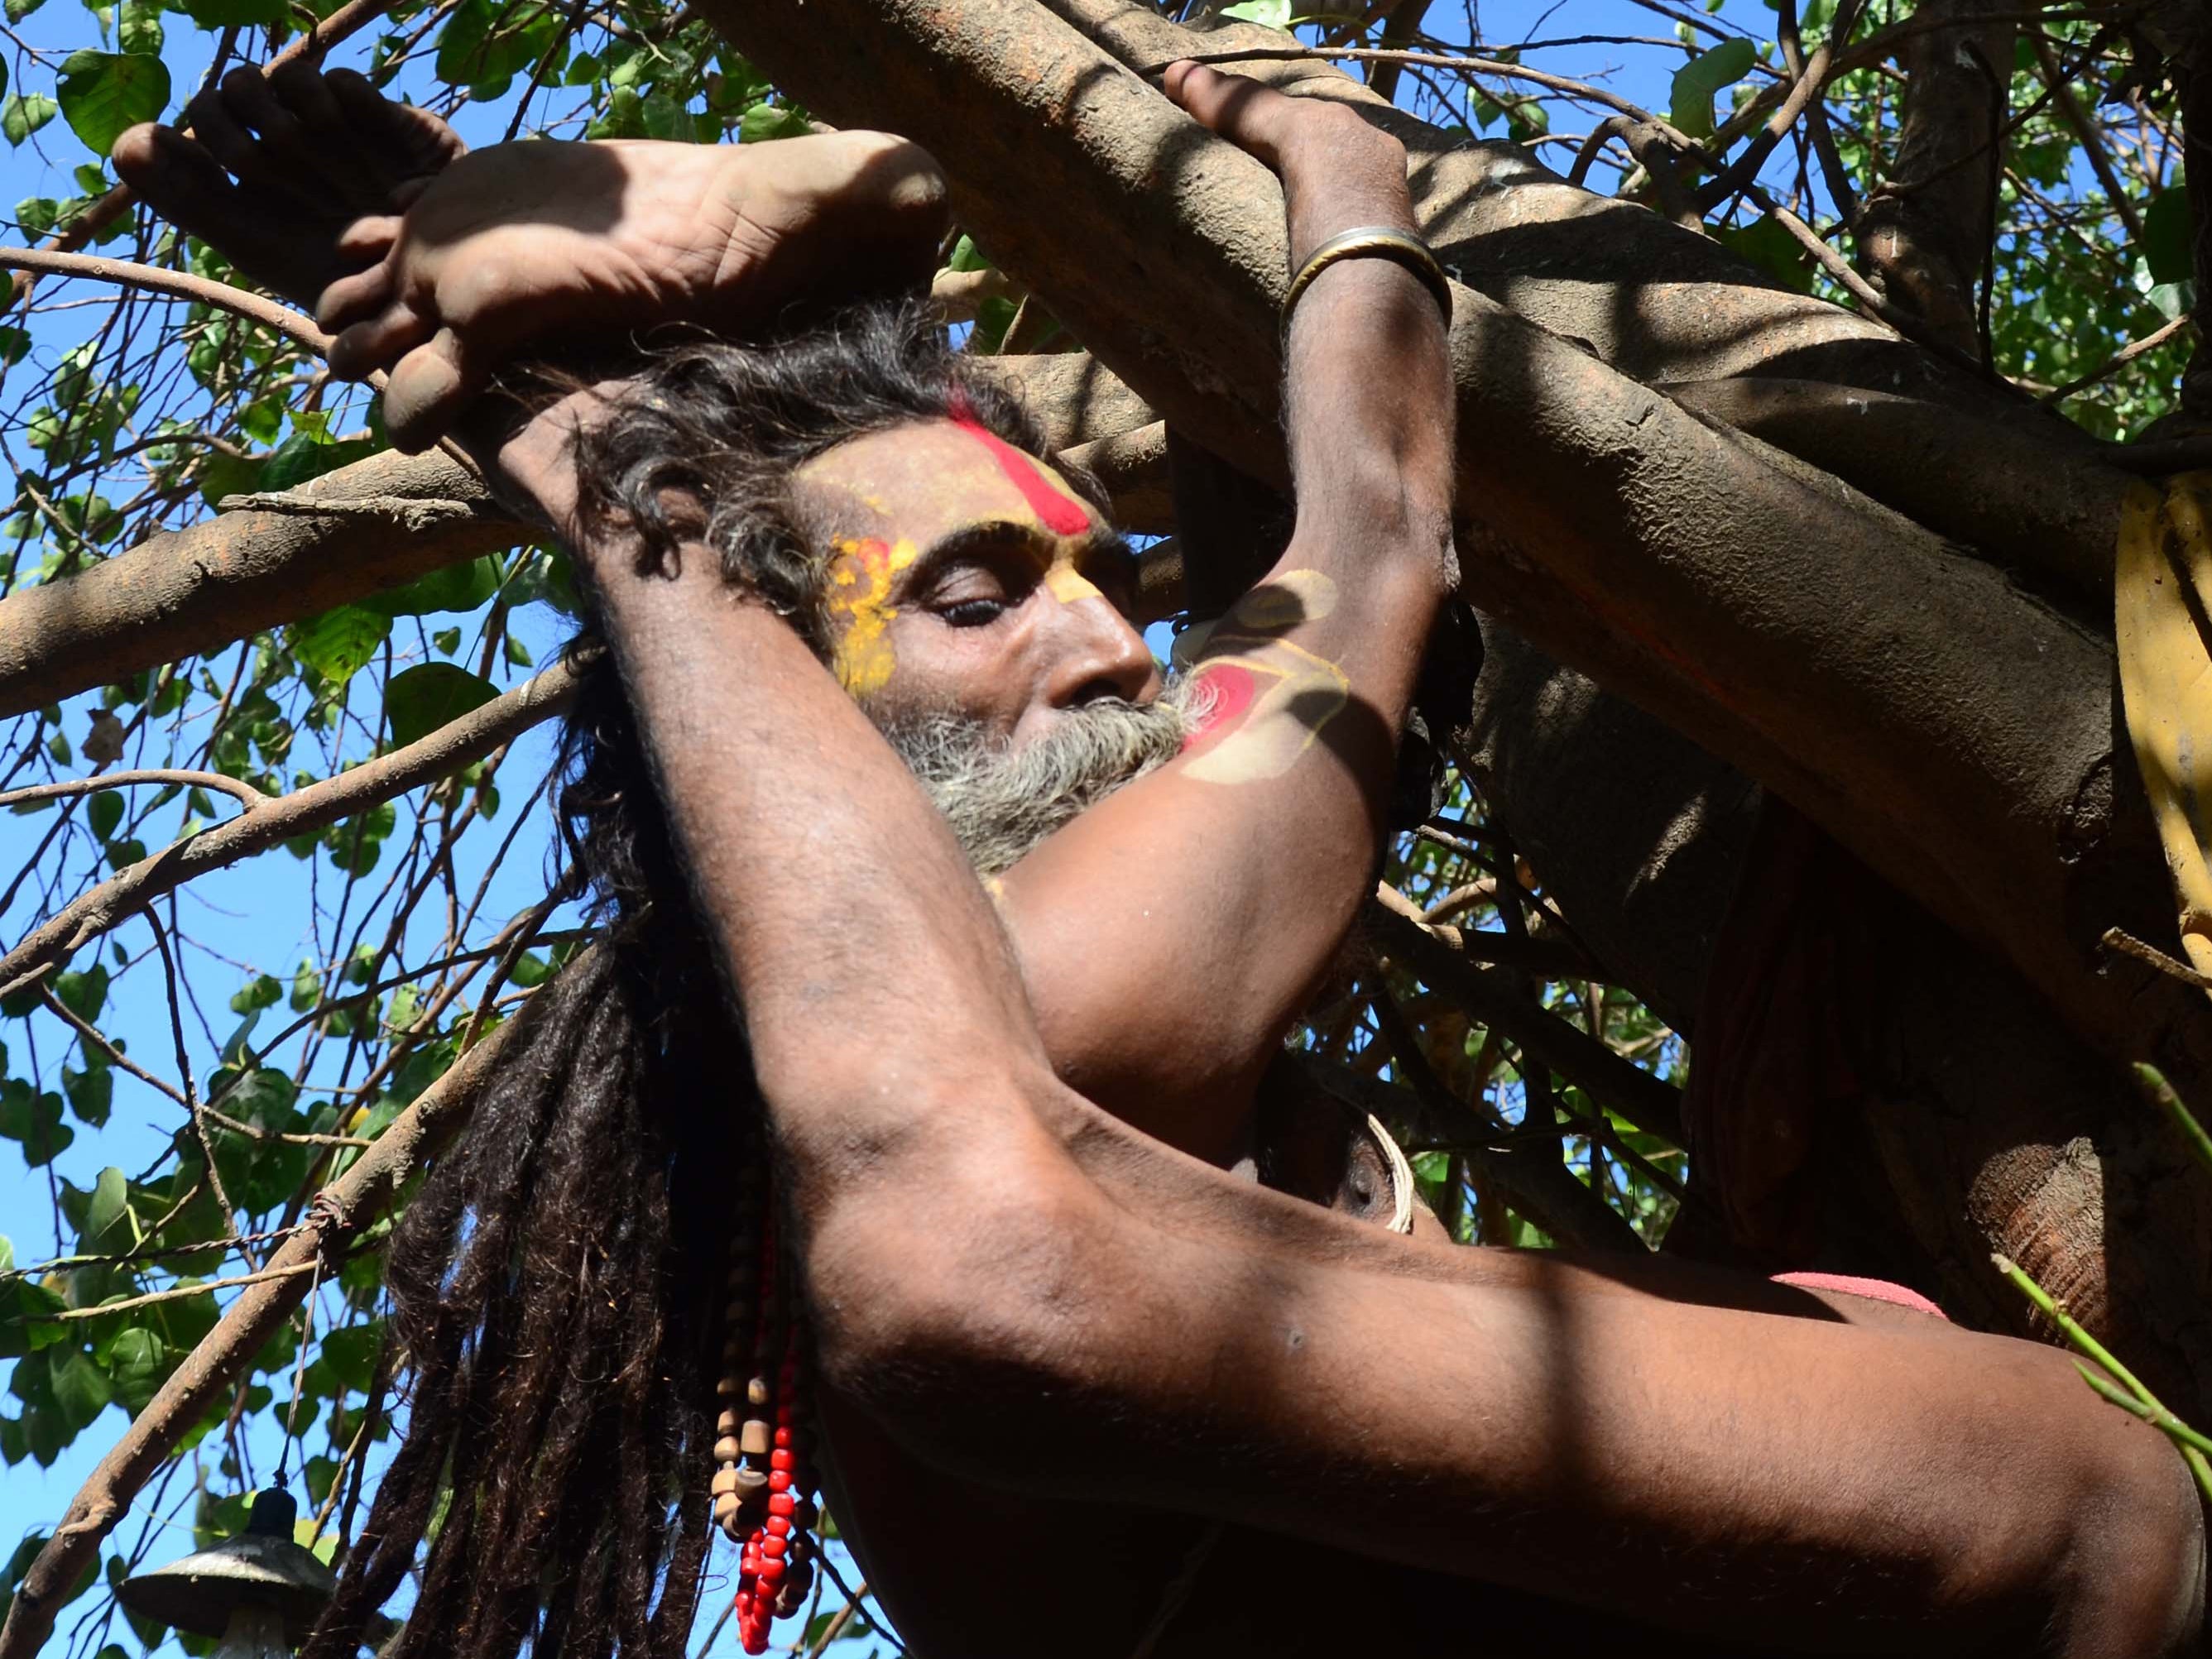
[991, 66, 1458, 1158]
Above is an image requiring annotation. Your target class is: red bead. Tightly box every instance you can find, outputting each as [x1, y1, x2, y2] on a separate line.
[763, 1534, 787, 1559]
[768, 1493, 795, 1518]
[768, 1470, 791, 1494]
[759, 1553, 787, 1578]
[770, 1449, 794, 1472]
[773, 1426, 793, 1449]
[765, 1515, 790, 1538]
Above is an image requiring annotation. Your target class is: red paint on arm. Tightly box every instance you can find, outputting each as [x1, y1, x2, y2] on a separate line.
[1182, 661, 1256, 749]
[955, 417, 1091, 537]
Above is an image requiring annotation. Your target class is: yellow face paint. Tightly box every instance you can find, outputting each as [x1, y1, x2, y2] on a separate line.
[1044, 562, 1106, 606]
[826, 535, 919, 697]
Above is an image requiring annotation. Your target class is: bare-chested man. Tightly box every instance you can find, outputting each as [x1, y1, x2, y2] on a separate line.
[116, 56, 2205, 1659]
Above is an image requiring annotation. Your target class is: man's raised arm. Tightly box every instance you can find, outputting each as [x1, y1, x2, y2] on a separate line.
[991, 66, 1458, 1152]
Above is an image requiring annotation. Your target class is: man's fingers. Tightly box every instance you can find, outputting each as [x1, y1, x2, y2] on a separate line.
[1159, 60, 1293, 167]
[380, 326, 486, 453]
[329, 297, 433, 381]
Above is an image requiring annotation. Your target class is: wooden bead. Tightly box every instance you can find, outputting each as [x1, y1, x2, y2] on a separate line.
[714, 1436, 742, 1465]
[794, 1498, 818, 1531]
[740, 1420, 773, 1456]
[736, 1467, 770, 1497]
[715, 1375, 741, 1398]
[717, 1408, 741, 1436]
[746, 1376, 771, 1407]
[712, 1468, 740, 1498]
[713, 1494, 741, 1527]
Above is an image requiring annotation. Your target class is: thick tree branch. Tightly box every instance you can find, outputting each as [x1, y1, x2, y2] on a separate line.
[709, 0, 2210, 1109]
[0, 658, 581, 997]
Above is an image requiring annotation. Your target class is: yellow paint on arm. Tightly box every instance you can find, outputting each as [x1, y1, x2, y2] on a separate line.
[826, 535, 919, 697]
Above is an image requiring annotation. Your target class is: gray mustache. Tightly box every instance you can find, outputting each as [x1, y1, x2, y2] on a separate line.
[880, 678, 1206, 876]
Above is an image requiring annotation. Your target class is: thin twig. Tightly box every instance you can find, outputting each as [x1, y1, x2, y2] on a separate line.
[0, 768, 267, 813]
[2040, 311, 2196, 405]
[32, 1260, 319, 1322]
[0, 247, 329, 355]
[2098, 925, 2212, 990]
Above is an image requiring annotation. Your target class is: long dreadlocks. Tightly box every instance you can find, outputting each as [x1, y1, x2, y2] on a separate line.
[305, 298, 1053, 1659]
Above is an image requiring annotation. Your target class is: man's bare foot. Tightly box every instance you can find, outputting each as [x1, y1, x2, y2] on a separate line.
[310, 127, 949, 450]
[114, 62, 463, 309]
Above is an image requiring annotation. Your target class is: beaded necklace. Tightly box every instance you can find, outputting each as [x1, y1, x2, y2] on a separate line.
[711, 1160, 822, 1653]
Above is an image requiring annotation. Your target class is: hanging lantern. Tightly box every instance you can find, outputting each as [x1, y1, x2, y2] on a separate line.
[118, 1489, 335, 1658]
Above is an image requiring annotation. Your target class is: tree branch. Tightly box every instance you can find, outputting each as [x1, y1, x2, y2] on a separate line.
[0, 247, 330, 356]
[0, 657, 582, 998]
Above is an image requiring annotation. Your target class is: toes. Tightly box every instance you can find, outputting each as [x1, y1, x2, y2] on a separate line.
[330, 299, 434, 382]
[381, 327, 485, 453]
[319, 258, 400, 334]
[266, 58, 346, 135]
[184, 78, 282, 193]
[333, 213, 401, 264]
[219, 65, 317, 186]
[113, 122, 240, 237]
[325, 69, 466, 192]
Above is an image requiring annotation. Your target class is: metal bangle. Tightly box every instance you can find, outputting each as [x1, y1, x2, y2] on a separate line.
[1280, 226, 1453, 332]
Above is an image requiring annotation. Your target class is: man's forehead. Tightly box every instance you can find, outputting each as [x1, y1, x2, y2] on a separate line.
[794, 417, 1095, 539]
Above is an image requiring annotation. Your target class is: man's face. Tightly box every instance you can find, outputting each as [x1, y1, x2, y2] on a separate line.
[792, 418, 1162, 748]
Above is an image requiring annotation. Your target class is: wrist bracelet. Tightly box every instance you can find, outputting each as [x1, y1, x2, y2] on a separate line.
[1281, 226, 1453, 332]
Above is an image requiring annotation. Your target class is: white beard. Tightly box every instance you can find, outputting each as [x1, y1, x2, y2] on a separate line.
[878, 678, 1204, 876]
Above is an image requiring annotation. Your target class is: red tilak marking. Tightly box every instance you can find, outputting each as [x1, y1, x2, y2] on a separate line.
[955, 417, 1090, 537]
[1182, 662, 1256, 750]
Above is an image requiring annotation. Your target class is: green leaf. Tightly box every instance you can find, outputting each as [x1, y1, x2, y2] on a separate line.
[116, 0, 161, 57]
[107, 1327, 169, 1413]
[737, 100, 809, 144]
[255, 432, 378, 494]
[2, 93, 58, 146]
[363, 554, 501, 618]
[61, 1062, 111, 1127]
[2145, 187, 2195, 286]
[383, 663, 498, 750]
[1715, 215, 1812, 293]
[55, 964, 108, 1023]
[80, 1166, 127, 1249]
[1669, 38, 1754, 141]
[228, 972, 281, 1015]
[319, 1321, 383, 1392]
[1219, 0, 1290, 22]
[55, 50, 170, 159]
[102, 837, 145, 872]
[86, 790, 122, 842]
[290, 604, 390, 688]
[49, 1345, 112, 1431]
[3, 0, 46, 22]
[290, 961, 322, 1012]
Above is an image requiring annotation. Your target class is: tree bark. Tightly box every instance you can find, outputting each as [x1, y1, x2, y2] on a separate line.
[704, 0, 2212, 1124]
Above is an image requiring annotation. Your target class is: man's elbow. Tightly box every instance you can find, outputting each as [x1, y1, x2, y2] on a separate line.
[797, 1102, 1117, 1456]
[2052, 1424, 2205, 1657]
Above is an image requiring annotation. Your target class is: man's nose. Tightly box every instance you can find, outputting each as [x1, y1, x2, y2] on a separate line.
[1042, 595, 1162, 708]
